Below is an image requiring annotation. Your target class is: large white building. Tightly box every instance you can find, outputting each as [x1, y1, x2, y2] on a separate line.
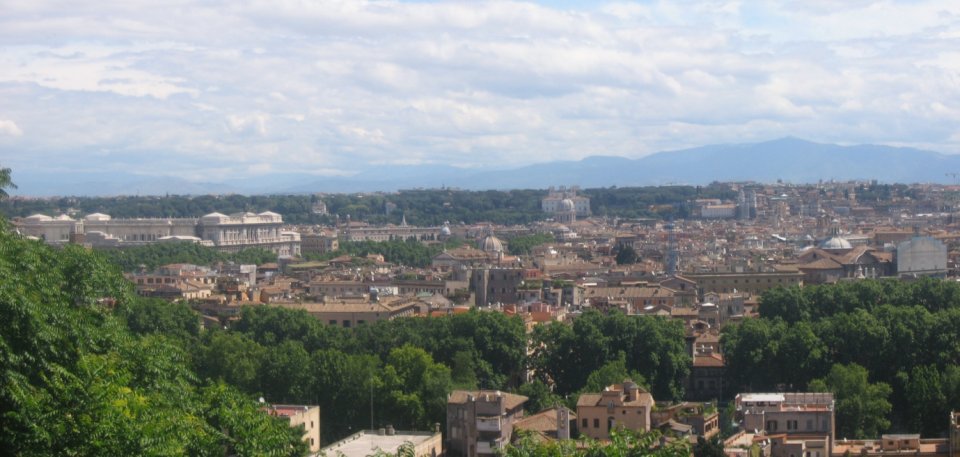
[15, 211, 300, 257]
[542, 186, 591, 217]
[896, 236, 947, 277]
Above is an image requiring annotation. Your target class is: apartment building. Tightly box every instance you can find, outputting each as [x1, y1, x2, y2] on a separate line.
[576, 381, 654, 440]
[447, 390, 528, 457]
[736, 393, 835, 448]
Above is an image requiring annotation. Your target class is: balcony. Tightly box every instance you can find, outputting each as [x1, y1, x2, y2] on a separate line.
[476, 438, 504, 455]
[476, 416, 502, 432]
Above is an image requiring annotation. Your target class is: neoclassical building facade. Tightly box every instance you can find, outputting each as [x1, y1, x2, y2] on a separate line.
[15, 211, 300, 257]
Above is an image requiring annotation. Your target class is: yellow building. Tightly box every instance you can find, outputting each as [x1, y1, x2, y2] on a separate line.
[576, 381, 654, 440]
[263, 404, 321, 453]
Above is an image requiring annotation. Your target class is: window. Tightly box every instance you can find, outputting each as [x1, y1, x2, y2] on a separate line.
[329, 320, 337, 325]
[343, 321, 351, 328]
[593, 418, 599, 428]
[582, 418, 588, 429]
[607, 417, 615, 431]
[357, 320, 366, 325]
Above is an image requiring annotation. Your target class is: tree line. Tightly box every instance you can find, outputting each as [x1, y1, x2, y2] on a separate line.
[97, 241, 278, 272]
[303, 238, 465, 268]
[130, 300, 693, 444]
[724, 278, 960, 438]
[2, 184, 742, 226]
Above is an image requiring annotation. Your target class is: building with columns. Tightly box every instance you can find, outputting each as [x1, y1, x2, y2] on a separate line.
[15, 211, 300, 257]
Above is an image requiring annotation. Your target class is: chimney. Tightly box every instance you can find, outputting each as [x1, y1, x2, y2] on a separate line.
[557, 407, 570, 440]
[624, 381, 639, 402]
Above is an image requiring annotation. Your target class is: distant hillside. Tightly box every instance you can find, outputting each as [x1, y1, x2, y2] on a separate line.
[12, 138, 960, 196]
[287, 138, 960, 191]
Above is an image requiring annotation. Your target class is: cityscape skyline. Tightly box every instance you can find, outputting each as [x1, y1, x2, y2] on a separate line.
[2, 0, 959, 187]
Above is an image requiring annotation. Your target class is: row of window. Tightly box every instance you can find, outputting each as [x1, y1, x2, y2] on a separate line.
[327, 320, 366, 327]
[707, 278, 791, 284]
[766, 419, 819, 431]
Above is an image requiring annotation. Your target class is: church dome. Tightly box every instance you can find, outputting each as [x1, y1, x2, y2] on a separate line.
[559, 198, 575, 212]
[820, 236, 852, 250]
[479, 234, 504, 253]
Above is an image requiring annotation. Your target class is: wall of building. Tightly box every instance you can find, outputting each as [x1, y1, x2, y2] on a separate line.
[897, 236, 948, 276]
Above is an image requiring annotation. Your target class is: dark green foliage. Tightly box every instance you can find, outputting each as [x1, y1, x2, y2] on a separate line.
[809, 363, 892, 439]
[584, 184, 734, 219]
[504, 428, 690, 457]
[728, 279, 960, 437]
[530, 310, 689, 401]
[0, 165, 14, 199]
[118, 298, 201, 339]
[580, 352, 647, 394]
[305, 238, 463, 267]
[1, 184, 738, 226]
[693, 436, 725, 457]
[0, 220, 306, 455]
[98, 241, 277, 272]
[215, 305, 528, 442]
[516, 380, 563, 413]
[900, 365, 947, 436]
[506, 233, 554, 256]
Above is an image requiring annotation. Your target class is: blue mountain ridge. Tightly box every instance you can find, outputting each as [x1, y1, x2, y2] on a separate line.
[11, 138, 960, 196]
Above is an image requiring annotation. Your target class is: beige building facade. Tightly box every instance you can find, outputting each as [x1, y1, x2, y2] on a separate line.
[263, 404, 321, 453]
[736, 393, 835, 449]
[576, 381, 654, 440]
[447, 390, 528, 457]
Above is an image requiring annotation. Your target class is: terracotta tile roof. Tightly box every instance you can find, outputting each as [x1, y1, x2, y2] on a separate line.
[447, 390, 528, 410]
[513, 408, 576, 434]
[693, 353, 725, 367]
[797, 257, 843, 270]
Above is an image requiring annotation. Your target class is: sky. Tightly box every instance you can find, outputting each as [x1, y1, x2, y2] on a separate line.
[1, 0, 959, 183]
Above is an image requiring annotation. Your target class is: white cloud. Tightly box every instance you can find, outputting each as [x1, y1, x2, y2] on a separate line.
[226, 113, 269, 137]
[0, 120, 22, 137]
[0, 0, 959, 181]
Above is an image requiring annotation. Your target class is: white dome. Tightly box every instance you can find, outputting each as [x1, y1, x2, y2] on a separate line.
[820, 236, 852, 250]
[479, 234, 504, 253]
[25, 214, 53, 221]
[559, 198, 575, 212]
[84, 213, 111, 221]
[54, 214, 74, 221]
[441, 226, 451, 236]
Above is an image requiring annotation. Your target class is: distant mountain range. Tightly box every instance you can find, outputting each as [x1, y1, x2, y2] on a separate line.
[12, 138, 960, 196]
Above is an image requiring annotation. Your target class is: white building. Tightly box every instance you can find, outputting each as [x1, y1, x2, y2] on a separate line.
[15, 211, 300, 256]
[896, 236, 947, 277]
[542, 186, 591, 217]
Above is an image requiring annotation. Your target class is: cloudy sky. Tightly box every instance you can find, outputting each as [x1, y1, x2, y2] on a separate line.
[1, 0, 959, 183]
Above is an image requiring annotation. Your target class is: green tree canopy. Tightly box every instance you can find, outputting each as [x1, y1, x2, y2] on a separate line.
[808, 363, 892, 439]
